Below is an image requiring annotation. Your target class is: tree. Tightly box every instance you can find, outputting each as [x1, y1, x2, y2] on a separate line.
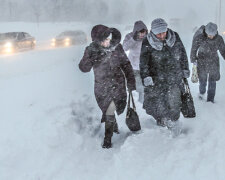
[29, 1, 41, 26]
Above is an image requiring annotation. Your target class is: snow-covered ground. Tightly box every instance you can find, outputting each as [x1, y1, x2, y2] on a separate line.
[0, 22, 225, 180]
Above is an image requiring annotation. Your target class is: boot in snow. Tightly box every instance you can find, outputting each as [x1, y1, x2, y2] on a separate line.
[207, 99, 214, 103]
[102, 115, 114, 149]
[113, 122, 120, 134]
[166, 120, 182, 137]
[157, 118, 167, 127]
[102, 138, 112, 148]
[207, 96, 215, 103]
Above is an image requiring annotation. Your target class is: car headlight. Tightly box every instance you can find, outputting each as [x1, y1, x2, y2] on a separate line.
[65, 41, 70, 46]
[222, 31, 225, 35]
[65, 38, 70, 42]
[4, 42, 12, 48]
[51, 38, 56, 42]
[3, 42, 13, 53]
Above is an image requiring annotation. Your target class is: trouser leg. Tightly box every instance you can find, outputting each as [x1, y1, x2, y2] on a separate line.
[199, 72, 207, 95]
[207, 80, 216, 102]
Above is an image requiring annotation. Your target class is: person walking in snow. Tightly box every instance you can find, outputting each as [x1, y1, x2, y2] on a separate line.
[123, 20, 148, 103]
[190, 22, 225, 103]
[79, 25, 136, 148]
[140, 18, 190, 133]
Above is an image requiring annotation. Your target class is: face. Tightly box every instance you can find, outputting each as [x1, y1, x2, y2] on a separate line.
[155, 32, 167, 41]
[207, 35, 214, 39]
[138, 30, 147, 39]
[101, 38, 111, 48]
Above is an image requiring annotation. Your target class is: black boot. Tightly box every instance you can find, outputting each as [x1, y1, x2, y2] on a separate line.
[102, 137, 112, 148]
[207, 99, 214, 103]
[207, 96, 215, 103]
[113, 121, 120, 134]
[102, 115, 114, 149]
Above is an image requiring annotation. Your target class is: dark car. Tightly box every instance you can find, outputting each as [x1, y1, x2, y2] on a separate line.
[51, 30, 88, 47]
[0, 32, 36, 53]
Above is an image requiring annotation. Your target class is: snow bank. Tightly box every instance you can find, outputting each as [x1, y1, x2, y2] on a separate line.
[0, 22, 225, 180]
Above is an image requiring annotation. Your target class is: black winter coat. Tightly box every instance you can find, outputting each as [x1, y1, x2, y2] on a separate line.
[140, 31, 189, 120]
[190, 29, 225, 81]
[79, 25, 136, 122]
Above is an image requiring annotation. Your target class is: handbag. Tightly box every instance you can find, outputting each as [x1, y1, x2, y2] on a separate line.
[191, 65, 198, 83]
[126, 92, 141, 131]
[181, 79, 196, 118]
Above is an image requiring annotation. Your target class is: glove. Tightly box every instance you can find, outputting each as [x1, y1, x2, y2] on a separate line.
[144, 76, 154, 86]
[90, 50, 106, 62]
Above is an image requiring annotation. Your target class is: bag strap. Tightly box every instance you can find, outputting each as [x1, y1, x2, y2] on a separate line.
[128, 92, 131, 109]
[127, 92, 136, 111]
[130, 92, 136, 110]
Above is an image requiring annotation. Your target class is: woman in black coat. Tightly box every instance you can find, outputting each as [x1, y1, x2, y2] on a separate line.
[79, 24, 136, 148]
[190, 22, 225, 103]
[140, 18, 190, 132]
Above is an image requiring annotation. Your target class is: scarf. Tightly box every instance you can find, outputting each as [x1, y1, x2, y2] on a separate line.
[147, 29, 176, 50]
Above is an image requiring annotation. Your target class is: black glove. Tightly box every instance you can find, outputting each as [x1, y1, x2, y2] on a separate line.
[90, 50, 106, 62]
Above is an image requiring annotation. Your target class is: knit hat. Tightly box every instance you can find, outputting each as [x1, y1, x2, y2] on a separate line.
[205, 22, 218, 36]
[151, 18, 168, 35]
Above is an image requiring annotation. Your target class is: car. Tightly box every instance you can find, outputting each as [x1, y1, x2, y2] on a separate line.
[0, 32, 36, 54]
[51, 30, 88, 47]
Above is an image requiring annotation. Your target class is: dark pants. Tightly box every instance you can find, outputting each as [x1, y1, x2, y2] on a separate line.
[199, 73, 216, 102]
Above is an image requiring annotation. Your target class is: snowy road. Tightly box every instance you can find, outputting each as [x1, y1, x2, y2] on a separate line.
[1, 23, 225, 180]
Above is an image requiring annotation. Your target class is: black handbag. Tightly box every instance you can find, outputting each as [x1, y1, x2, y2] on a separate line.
[126, 92, 141, 131]
[181, 79, 196, 118]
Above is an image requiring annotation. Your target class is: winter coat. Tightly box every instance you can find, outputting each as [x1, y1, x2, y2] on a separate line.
[123, 21, 148, 70]
[140, 29, 190, 121]
[190, 26, 225, 81]
[79, 25, 136, 122]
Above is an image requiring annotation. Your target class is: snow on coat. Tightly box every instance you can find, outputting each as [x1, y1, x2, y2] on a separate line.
[190, 27, 225, 81]
[79, 25, 136, 122]
[140, 29, 189, 121]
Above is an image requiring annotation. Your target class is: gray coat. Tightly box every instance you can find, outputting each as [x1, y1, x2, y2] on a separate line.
[190, 26, 225, 81]
[79, 25, 136, 122]
[123, 21, 148, 70]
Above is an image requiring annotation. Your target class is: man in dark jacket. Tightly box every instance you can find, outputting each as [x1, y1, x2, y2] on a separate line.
[79, 25, 136, 148]
[190, 22, 225, 103]
[140, 18, 190, 133]
[123, 21, 148, 103]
